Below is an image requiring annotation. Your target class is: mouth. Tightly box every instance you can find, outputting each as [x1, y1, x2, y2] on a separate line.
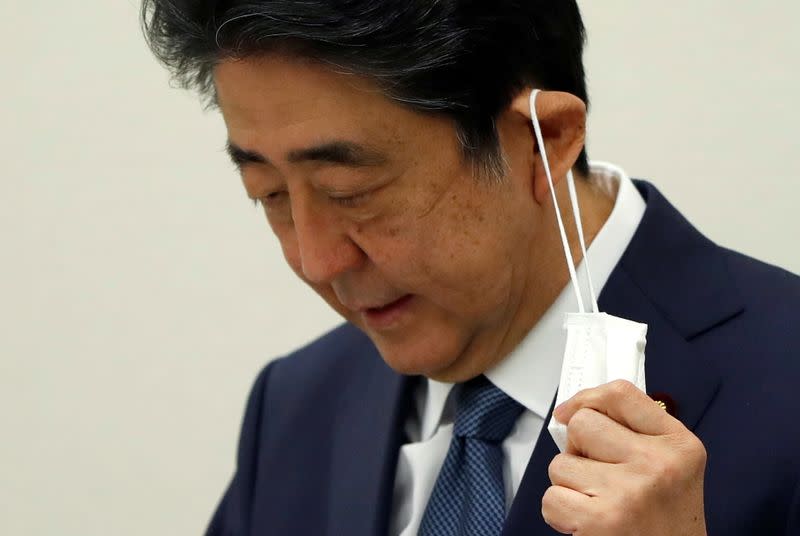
[360, 294, 414, 330]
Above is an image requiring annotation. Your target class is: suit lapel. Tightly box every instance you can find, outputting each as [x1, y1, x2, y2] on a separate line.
[326, 334, 415, 536]
[610, 181, 742, 432]
[502, 181, 741, 535]
[502, 400, 562, 536]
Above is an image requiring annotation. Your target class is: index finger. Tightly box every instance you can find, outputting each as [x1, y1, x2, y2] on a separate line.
[553, 380, 683, 436]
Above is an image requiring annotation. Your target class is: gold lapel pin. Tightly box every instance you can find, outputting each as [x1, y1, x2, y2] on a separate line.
[649, 392, 677, 417]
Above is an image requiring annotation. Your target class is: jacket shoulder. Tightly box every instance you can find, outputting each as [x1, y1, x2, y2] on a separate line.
[724, 248, 800, 309]
[270, 322, 376, 382]
[253, 322, 383, 424]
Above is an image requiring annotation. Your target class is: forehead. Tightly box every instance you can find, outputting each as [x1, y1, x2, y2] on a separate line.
[213, 55, 454, 161]
[215, 55, 380, 124]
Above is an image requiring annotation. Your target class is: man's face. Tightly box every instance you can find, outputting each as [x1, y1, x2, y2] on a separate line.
[214, 55, 549, 381]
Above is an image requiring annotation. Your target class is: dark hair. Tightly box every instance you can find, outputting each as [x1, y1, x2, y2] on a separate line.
[142, 0, 590, 177]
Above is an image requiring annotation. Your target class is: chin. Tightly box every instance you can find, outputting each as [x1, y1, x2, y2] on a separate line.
[370, 329, 469, 379]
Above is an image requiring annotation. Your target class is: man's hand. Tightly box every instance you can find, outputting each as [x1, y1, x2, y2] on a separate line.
[542, 380, 707, 536]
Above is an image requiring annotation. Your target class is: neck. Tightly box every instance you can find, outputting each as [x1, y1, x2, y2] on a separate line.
[493, 173, 615, 370]
[537, 174, 615, 306]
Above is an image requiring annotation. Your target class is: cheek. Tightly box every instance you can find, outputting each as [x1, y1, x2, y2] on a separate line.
[431, 239, 516, 314]
[425, 200, 532, 314]
[361, 210, 520, 317]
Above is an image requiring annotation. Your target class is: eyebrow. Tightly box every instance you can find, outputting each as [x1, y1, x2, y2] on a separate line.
[226, 140, 388, 169]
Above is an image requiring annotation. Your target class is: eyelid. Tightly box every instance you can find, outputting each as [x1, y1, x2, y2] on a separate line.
[323, 173, 392, 207]
[251, 190, 287, 207]
[328, 190, 371, 208]
[249, 172, 389, 209]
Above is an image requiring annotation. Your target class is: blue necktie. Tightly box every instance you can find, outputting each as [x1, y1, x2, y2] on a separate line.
[419, 375, 525, 535]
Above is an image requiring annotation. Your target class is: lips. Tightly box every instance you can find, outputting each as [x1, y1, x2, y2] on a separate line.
[360, 294, 414, 330]
[344, 294, 406, 313]
[364, 296, 407, 313]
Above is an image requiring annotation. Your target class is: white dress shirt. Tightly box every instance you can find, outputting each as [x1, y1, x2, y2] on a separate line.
[388, 162, 647, 535]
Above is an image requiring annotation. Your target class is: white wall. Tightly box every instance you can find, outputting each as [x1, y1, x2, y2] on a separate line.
[580, 1, 800, 268]
[1, 1, 797, 534]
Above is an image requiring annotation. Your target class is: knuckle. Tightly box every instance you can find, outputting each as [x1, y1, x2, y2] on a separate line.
[686, 433, 707, 456]
[566, 427, 580, 452]
[667, 431, 707, 461]
[571, 407, 595, 428]
[573, 386, 591, 399]
[609, 379, 636, 398]
[571, 386, 597, 406]
[541, 486, 559, 517]
[566, 408, 594, 445]
[682, 433, 708, 470]
[696, 440, 708, 466]
[541, 485, 556, 505]
[548, 454, 569, 483]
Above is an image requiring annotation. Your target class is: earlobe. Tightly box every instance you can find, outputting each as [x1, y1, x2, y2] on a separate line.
[509, 90, 587, 204]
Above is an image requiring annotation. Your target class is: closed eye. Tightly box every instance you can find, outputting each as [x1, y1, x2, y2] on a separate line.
[252, 191, 288, 208]
[328, 190, 372, 208]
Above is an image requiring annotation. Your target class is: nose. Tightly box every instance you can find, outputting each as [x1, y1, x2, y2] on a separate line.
[291, 195, 365, 284]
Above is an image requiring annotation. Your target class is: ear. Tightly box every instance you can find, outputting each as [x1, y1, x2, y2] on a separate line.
[509, 90, 586, 204]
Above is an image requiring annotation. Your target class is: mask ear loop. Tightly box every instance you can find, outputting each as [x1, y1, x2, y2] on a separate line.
[566, 170, 599, 313]
[529, 90, 585, 313]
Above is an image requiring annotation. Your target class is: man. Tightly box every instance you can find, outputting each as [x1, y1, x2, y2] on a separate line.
[142, 1, 800, 535]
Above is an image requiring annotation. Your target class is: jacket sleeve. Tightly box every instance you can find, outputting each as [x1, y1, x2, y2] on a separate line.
[205, 362, 275, 536]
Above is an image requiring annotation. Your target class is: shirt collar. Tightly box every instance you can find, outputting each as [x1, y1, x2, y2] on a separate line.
[417, 162, 647, 440]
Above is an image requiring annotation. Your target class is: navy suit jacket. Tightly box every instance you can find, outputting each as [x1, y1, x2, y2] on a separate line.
[207, 181, 800, 535]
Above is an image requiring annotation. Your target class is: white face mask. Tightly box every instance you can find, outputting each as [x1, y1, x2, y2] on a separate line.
[527, 89, 649, 453]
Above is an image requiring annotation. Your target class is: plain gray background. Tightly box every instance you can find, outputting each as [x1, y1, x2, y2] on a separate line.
[2, 1, 798, 534]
